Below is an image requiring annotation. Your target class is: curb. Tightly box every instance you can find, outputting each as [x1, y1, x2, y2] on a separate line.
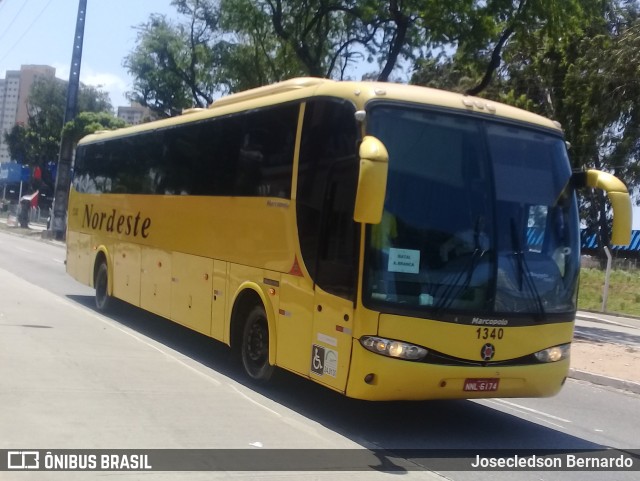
[576, 314, 640, 330]
[0, 220, 65, 246]
[578, 309, 640, 322]
[569, 368, 640, 395]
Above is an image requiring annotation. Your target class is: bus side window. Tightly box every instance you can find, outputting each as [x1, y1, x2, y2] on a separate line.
[235, 130, 263, 196]
[235, 105, 298, 198]
[214, 116, 244, 196]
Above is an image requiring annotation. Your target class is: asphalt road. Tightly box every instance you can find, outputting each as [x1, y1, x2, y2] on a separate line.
[0, 229, 638, 481]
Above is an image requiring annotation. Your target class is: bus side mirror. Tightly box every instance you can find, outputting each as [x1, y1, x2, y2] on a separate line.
[354, 136, 389, 224]
[573, 169, 632, 246]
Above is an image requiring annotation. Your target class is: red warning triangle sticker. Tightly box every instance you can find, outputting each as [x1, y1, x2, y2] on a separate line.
[289, 256, 304, 277]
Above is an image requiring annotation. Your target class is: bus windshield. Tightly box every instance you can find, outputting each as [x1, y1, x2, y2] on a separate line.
[364, 104, 580, 319]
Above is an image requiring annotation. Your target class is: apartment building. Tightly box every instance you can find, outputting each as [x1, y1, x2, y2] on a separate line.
[0, 65, 56, 162]
[117, 102, 156, 125]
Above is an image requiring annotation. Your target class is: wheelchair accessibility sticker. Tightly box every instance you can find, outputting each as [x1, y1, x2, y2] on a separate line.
[311, 344, 338, 377]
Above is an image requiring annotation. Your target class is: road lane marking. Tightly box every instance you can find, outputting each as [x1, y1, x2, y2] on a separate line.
[480, 398, 572, 429]
[491, 399, 572, 423]
[479, 401, 567, 430]
[15, 247, 35, 254]
[228, 384, 282, 418]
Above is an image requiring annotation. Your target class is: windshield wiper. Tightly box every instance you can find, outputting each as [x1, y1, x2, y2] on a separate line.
[509, 218, 546, 320]
[435, 218, 487, 312]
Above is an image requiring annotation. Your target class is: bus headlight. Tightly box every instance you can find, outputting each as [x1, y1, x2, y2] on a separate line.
[534, 344, 570, 363]
[360, 336, 428, 361]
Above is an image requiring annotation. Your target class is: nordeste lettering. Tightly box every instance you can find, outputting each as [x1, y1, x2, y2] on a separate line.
[83, 204, 151, 238]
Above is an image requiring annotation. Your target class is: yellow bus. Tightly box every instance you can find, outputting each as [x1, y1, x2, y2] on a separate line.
[66, 78, 631, 401]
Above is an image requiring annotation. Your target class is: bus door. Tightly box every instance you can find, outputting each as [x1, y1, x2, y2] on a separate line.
[309, 160, 359, 392]
[311, 287, 354, 391]
[295, 98, 360, 391]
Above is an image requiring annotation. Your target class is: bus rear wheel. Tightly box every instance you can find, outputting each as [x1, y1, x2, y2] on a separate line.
[241, 306, 274, 382]
[95, 262, 112, 312]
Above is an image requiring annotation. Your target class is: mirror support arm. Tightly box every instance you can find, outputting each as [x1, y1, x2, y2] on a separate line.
[572, 169, 632, 246]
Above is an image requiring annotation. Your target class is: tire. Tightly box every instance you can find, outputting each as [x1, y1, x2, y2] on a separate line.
[240, 305, 274, 383]
[95, 262, 112, 312]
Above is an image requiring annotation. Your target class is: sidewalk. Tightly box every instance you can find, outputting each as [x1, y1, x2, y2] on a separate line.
[0, 215, 47, 231]
[571, 311, 640, 394]
[0, 216, 59, 243]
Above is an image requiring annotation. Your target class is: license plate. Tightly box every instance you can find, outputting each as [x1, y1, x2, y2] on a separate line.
[463, 378, 499, 392]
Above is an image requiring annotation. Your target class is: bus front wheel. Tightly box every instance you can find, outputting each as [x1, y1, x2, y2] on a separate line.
[241, 306, 274, 382]
[95, 262, 112, 312]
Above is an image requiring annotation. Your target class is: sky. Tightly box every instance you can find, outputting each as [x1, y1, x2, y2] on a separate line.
[0, 0, 177, 107]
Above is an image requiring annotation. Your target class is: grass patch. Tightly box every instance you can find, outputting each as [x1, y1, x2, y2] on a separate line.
[579, 268, 640, 316]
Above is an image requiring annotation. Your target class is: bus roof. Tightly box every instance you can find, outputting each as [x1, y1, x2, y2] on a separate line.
[78, 78, 561, 145]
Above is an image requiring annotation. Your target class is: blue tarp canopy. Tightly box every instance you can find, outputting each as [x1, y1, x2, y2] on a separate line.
[581, 230, 640, 252]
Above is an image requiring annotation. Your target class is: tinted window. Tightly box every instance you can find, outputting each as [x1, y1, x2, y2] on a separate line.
[297, 99, 359, 299]
[363, 104, 579, 319]
[73, 132, 163, 195]
[74, 104, 299, 198]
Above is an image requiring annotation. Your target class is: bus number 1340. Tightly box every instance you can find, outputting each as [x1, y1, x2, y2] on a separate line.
[476, 328, 504, 340]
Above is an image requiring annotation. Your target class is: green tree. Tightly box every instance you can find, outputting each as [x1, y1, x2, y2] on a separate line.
[4, 123, 41, 166]
[14, 77, 66, 167]
[4, 76, 113, 168]
[411, 0, 595, 94]
[124, 0, 224, 117]
[220, 0, 364, 79]
[128, 0, 506, 102]
[219, 0, 463, 82]
[412, 0, 640, 245]
[5, 78, 112, 166]
[3, 76, 114, 195]
[62, 112, 127, 145]
[217, 0, 306, 89]
[494, 1, 640, 246]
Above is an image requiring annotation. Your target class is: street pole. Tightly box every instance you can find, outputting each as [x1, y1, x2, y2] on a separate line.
[49, 0, 87, 241]
[602, 246, 612, 313]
